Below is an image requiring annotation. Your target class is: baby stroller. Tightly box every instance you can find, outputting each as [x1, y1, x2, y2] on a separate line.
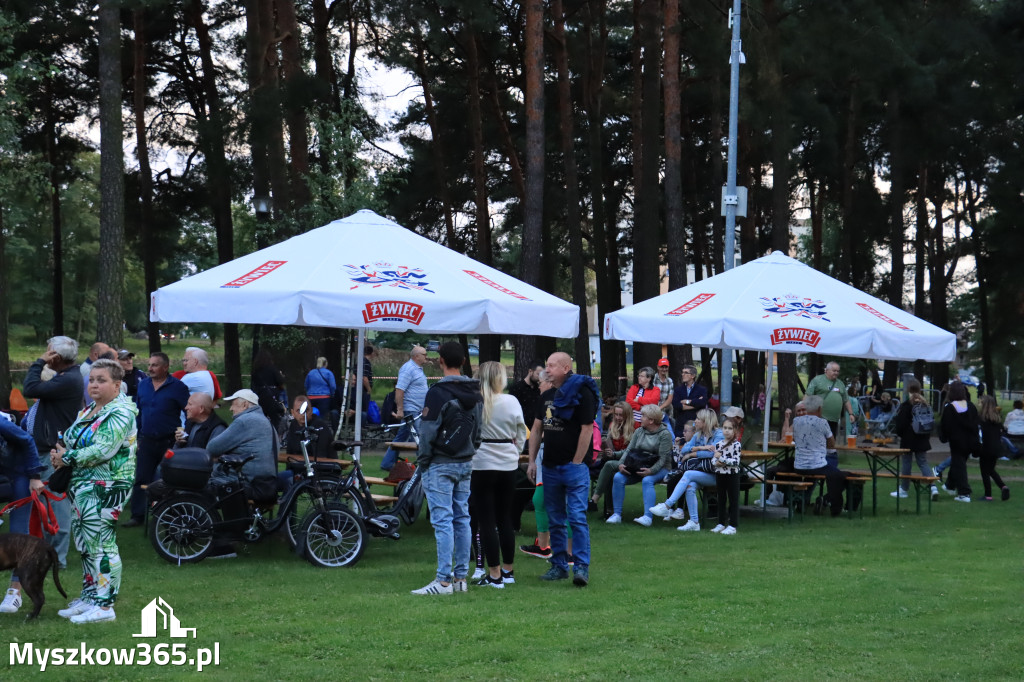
[865, 399, 900, 443]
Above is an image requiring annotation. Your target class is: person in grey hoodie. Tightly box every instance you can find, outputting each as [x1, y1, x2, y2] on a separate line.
[607, 404, 673, 527]
[411, 342, 482, 596]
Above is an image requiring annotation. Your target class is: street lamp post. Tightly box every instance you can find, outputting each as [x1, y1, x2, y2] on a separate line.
[720, 0, 744, 411]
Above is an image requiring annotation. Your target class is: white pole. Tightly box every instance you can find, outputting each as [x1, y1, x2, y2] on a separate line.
[354, 328, 365, 461]
[762, 350, 774, 452]
[720, 0, 743, 410]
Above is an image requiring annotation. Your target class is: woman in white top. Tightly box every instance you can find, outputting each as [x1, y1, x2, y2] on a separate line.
[470, 361, 528, 588]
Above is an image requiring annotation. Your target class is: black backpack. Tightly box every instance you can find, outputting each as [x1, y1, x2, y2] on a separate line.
[432, 394, 479, 457]
[911, 403, 934, 435]
[381, 390, 399, 426]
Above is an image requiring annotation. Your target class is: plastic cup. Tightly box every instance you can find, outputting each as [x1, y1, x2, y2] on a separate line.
[847, 435, 856, 447]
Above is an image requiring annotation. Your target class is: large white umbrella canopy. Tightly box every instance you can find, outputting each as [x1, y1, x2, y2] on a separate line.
[151, 209, 579, 337]
[603, 251, 956, 362]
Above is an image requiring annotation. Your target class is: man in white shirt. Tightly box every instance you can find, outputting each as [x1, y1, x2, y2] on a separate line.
[180, 347, 216, 398]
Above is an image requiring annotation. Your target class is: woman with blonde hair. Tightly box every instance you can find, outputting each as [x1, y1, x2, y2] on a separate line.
[470, 361, 527, 588]
[649, 408, 725, 529]
[589, 401, 634, 514]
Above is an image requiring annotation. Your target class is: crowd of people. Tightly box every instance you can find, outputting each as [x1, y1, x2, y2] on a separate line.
[2, 340, 1018, 608]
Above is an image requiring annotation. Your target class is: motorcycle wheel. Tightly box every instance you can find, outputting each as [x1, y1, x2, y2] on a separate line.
[149, 493, 218, 564]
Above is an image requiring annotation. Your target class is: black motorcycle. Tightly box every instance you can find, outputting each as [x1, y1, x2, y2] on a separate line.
[148, 403, 367, 568]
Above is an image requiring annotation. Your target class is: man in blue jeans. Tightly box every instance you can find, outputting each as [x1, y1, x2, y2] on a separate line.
[527, 352, 598, 587]
[411, 342, 482, 595]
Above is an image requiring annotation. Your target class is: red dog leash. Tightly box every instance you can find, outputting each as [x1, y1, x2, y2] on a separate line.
[0, 487, 65, 537]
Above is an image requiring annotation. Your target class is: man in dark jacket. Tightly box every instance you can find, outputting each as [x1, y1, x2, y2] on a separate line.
[411, 342, 482, 596]
[175, 393, 227, 449]
[284, 394, 335, 460]
[672, 364, 708, 423]
[21, 335, 83, 568]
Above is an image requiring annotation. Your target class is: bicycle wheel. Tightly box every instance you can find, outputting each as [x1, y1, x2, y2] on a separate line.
[299, 502, 366, 568]
[150, 494, 218, 564]
[283, 479, 364, 548]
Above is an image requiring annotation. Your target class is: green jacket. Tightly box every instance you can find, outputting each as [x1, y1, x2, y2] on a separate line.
[61, 394, 138, 486]
[614, 423, 673, 475]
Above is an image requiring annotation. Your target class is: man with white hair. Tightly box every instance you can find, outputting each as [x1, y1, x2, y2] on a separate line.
[178, 347, 216, 398]
[21, 335, 83, 567]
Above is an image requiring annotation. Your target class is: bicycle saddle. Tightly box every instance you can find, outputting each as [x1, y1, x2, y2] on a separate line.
[333, 440, 363, 451]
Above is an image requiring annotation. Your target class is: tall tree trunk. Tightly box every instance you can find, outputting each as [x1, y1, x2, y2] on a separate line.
[927, 168, 949, 391]
[840, 80, 859, 284]
[311, 0, 339, 114]
[552, 0, 590, 375]
[584, 0, 618, 395]
[663, 0, 686, 369]
[187, 0, 241, 390]
[516, 0, 545, 375]
[763, 0, 797, 416]
[132, 9, 161, 354]
[277, 0, 311, 210]
[965, 177, 993, 390]
[415, 41, 456, 248]
[632, 0, 662, 374]
[882, 86, 905, 390]
[97, 0, 125, 347]
[0, 203, 10, 409]
[466, 29, 500, 364]
[43, 95, 65, 337]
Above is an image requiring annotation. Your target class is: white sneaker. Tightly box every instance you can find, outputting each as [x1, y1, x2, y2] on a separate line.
[71, 606, 116, 624]
[720, 526, 737, 535]
[890, 489, 909, 498]
[471, 567, 486, 580]
[605, 513, 622, 524]
[669, 508, 687, 520]
[58, 598, 90, 618]
[710, 524, 726, 533]
[677, 520, 700, 532]
[649, 503, 672, 518]
[943, 486, 957, 496]
[0, 588, 21, 613]
[452, 579, 468, 593]
[954, 495, 971, 503]
[411, 579, 453, 595]
[633, 515, 652, 527]
[931, 486, 940, 501]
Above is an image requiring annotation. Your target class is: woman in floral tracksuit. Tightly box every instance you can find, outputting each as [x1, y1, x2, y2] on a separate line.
[51, 359, 137, 624]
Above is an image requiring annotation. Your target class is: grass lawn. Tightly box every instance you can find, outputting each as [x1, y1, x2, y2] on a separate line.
[5, 450, 1023, 680]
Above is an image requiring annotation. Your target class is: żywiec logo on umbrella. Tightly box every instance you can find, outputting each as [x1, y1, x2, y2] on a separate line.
[362, 301, 425, 325]
[762, 295, 827, 348]
[345, 263, 435, 293]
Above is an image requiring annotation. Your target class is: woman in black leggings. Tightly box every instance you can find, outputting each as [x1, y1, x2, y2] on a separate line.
[470, 361, 528, 588]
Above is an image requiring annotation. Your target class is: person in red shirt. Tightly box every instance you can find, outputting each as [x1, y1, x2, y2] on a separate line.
[626, 366, 661, 428]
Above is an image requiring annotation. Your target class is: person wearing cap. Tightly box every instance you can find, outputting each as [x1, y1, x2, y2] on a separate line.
[206, 389, 279, 484]
[117, 350, 146, 401]
[653, 359, 675, 427]
[125, 352, 190, 527]
[723, 405, 758, 451]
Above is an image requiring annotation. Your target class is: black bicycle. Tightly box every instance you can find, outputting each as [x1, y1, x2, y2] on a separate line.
[149, 403, 367, 568]
[334, 414, 426, 540]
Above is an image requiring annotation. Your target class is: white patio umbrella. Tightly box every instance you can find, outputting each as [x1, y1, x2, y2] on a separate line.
[603, 251, 957, 449]
[151, 209, 580, 454]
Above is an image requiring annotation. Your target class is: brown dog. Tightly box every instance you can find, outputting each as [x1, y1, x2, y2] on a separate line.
[0, 533, 68, 619]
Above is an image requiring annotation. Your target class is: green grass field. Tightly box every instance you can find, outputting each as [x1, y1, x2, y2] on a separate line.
[4, 449, 1022, 680]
